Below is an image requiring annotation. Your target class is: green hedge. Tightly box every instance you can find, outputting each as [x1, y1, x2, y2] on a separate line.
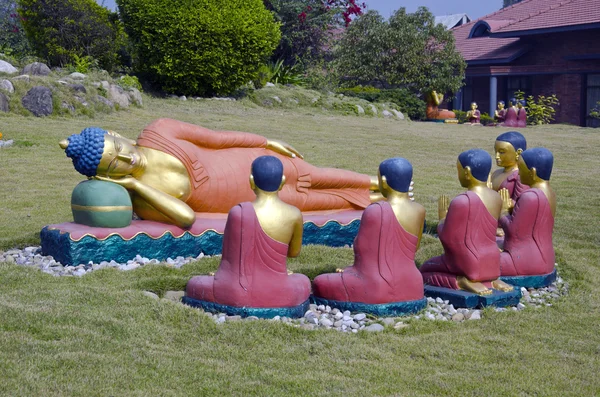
[336, 87, 426, 120]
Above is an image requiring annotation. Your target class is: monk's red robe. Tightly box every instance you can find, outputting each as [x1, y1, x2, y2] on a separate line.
[502, 107, 518, 127]
[496, 109, 506, 123]
[312, 201, 424, 304]
[500, 189, 555, 276]
[420, 191, 500, 289]
[498, 169, 529, 202]
[137, 118, 371, 213]
[517, 108, 527, 127]
[186, 202, 311, 308]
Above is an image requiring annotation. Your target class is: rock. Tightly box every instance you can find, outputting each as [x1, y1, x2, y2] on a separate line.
[22, 86, 53, 117]
[0, 92, 9, 112]
[425, 313, 436, 320]
[179, 95, 187, 101]
[23, 62, 51, 76]
[12, 74, 30, 82]
[0, 79, 14, 93]
[108, 84, 130, 108]
[3, 255, 15, 263]
[333, 320, 343, 328]
[73, 268, 86, 277]
[369, 104, 378, 115]
[394, 322, 409, 330]
[265, 82, 275, 87]
[143, 291, 159, 300]
[435, 297, 444, 304]
[382, 110, 393, 118]
[100, 80, 110, 91]
[96, 95, 114, 108]
[353, 313, 367, 321]
[68, 84, 86, 93]
[391, 109, 405, 120]
[272, 96, 282, 103]
[74, 96, 88, 107]
[319, 318, 333, 327]
[164, 290, 185, 302]
[334, 312, 343, 320]
[356, 105, 365, 115]
[300, 324, 315, 330]
[469, 310, 481, 320]
[382, 317, 395, 326]
[364, 323, 385, 332]
[69, 72, 86, 80]
[452, 313, 464, 322]
[246, 316, 259, 321]
[128, 88, 143, 106]
[61, 101, 75, 113]
[227, 315, 242, 322]
[0, 60, 18, 74]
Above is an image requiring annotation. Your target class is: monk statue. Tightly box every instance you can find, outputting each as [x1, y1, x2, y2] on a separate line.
[501, 98, 518, 127]
[494, 101, 506, 123]
[420, 149, 513, 295]
[499, 148, 556, 282]
[516, 100, 527, 127]
[59, 119, 380, 228]
[465, 102, 481, 125]
[425, 90, 456, 121]
[312, 158, 426, 312]
[490, 131, 529, 204]
[183, 156, 311, 317]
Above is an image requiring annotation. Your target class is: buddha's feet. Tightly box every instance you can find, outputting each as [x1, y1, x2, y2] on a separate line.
[457, 276, 492, 295]
[491, 279, 514, 292]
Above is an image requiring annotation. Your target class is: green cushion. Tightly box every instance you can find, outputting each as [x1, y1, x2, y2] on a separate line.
[71, 180, 133, 228]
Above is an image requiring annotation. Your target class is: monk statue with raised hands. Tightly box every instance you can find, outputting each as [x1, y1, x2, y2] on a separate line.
[183, 156, 311, 317]
[420, 149, 513, 295]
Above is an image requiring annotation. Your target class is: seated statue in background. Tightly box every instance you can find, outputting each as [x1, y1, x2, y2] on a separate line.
[466, 102, 481, 124]
[425, 90, 456, 121]
[499, 148, 556, 282]
[312, 158, 426, 313]
[60, 119, 379, 228]
[490, 131, 529, 204]
[420, 149, 513, 295]
[516, 100, 527, 127]
[494, 101, 506, 123]
[501, 98, 519, 127]
[183, 156, 311, 317]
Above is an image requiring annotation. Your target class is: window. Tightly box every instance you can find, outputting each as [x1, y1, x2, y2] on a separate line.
[468, 21, 491, 38]
[586, 74, 600, 128]
[506, 76, 532, 103]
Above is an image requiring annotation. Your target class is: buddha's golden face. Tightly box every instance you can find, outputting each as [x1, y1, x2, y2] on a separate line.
[97, 135, 141, 177]
[494, 140, 518, 168]
[471, 102, 478, 110]
[497, 102, 505, 110]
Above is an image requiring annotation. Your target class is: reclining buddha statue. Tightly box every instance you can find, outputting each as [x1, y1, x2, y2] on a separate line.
[59, 118, 380, 228]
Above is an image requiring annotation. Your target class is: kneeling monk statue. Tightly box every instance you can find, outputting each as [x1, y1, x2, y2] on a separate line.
[60, 119, 377, 228]
[183, 156, 311, 317]
[311, 158, 426, 315]
[499, 148, 556, 284]
[420, 149, 513, 295]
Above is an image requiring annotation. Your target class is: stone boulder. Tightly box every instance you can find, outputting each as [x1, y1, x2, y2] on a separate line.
[22, 86, 53, 117]
[391, 109, 405, 120]
[0, 92, 9, 112]
[108, 84, 130, 108]
[0, 60, 18, 74]
[68, 84, 87, 94]
[127, 88, 143, 106]
[23, 62, 51, 76]
[0, 79, 14, 93]
[69, 72, 86, 80]
[12, 75, 30, 82]
[382, 110, 393, 118]
[95, 95, 114, 109]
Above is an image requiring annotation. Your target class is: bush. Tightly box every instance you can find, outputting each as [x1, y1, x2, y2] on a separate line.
[0, 0, 31, 58]
[118, 0, 281, 96]
[590, 101, 600, 119]
[336, 87, 426, 120]
[453, 110, 467, 124]
[480, 112, 494, 126]
[17, 0, 126, 71]
[515, 90, 560, 125]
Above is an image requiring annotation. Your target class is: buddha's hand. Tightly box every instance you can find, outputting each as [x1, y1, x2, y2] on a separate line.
[499, 188, 513, 213]
[94, 175, 139, 190]
[266, 139, 304, 159]
[438, 195, 450, 220]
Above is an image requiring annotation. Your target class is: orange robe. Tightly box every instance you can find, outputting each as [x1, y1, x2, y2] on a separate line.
[137, 118, 372, 213]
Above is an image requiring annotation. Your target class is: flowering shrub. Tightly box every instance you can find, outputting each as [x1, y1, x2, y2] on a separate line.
[515, 90, 560, 125]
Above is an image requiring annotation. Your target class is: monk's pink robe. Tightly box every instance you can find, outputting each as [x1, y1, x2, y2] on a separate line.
[499, 169, 529, 202]
[420, 191, 500, 289]
[186, 202, 310, 308]
[312, 201, 424, 304]
[496, 109, 506, 123]
[501, 107, 518, 127]
[517, 108, 527, 127]
[500, 189, 555, 276]
[137, 118, 371, 213]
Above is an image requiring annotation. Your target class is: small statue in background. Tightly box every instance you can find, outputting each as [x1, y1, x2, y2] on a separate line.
[516, 100, 527, 127]
[183, 156, 311, 317]
[499, 148, 556, 286]
[312, 158, 426, 315]
[466, 102, 481, 125]
[494, 101, 506, 123]
[420, 149, 513, 295]
[425, 90, 457, 121]
[501, 98, 519, 127]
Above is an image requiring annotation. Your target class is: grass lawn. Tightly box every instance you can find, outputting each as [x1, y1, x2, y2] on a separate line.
[0, 97, 599, 396]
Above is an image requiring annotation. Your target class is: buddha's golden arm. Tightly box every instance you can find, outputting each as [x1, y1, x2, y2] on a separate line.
[287, 218, 304, 258]
[95, 176, 195, 228]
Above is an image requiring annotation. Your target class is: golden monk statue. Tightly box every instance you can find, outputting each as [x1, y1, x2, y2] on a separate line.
[425, 90, 456, 121]
[465, 102, 481, 125]
[60, 119, 379, 228]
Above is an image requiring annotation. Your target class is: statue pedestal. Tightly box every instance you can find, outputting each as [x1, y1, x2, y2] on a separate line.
[40, 210, 362, 266]
[310, 296, 427, 317]
[424, 286, 522, 309]
[182, 296, 310, 319]
[500, 268, 557, 289]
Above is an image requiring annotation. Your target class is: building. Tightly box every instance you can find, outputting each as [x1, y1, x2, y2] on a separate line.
[452, 0, 600, 127]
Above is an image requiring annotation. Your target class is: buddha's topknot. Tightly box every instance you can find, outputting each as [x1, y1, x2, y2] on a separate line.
[64, 127, 107, 177]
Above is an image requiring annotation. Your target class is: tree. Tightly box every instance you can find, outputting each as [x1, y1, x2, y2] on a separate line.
[17, 0, 125, 71]
[334, 8, 466, 96]
[0, 0, 31, 57]
[118, 0, 281, 96]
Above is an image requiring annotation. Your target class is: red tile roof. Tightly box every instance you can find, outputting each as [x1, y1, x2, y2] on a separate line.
[452, 0, 600, 62]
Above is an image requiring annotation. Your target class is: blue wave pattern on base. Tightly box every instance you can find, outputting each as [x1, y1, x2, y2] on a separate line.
[500, 268, 557, 288]
[182, 296, 310, 319]
[311, 296, 427, 316]
[424, 286, 522, 309]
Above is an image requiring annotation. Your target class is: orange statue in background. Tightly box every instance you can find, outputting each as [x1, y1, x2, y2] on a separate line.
[425, 90, 456, 121]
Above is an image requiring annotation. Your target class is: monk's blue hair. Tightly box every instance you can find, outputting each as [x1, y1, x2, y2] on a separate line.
[496, 131, 527, 152]
[252, 155, 284, 192]
[521, 147, 553, 181]
[498, 100, 505, 106]
[510, 97, 517, 105]
[64, 127, 107, 177]
[458, 149, 492, 183]
[379, 157, 412, 192]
